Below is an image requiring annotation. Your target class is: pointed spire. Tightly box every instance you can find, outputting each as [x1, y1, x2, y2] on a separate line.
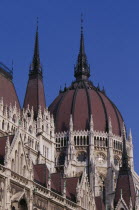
[30, 18, 42, 76]
[108, 116, 112, 134]
[121, 123, 129, 170]
[90, 114, 94, 131]
[128, 128, 132, 143]
[74, 14, 90, 81]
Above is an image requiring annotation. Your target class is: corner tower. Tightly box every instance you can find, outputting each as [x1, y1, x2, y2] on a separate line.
[23, 21, 46, 118]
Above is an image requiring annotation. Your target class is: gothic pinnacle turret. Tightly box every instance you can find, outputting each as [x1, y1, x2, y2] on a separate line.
[114, 123, 136, 208]
[23, 20, 46, 118]
[74, 14, 90, 81]
[121, 123, 129, 170]
[30, 18, 42, 76]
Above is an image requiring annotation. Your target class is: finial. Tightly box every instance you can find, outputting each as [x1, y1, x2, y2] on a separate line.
[81, 13, 83, 33]
[97, 83, 100, 90]
[129, 128, 132, 142]
[64, 83, 67, 91]
[37, 17, 39, 31]
[121, 122, 129, 170]
[59, 86, 62, 93]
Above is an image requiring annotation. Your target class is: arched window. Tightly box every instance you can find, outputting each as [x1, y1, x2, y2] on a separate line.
[42, 125, 44, 131]
[50, 131, 52, 138]
[77, 136, 79, 145]
[12, 114, 16, 123]
[15, 151, 18, 173]
[7, 123, 9, 131]
[83, 136, 86, 145]
[80, 136, 82, 145]
[20, 155, 23, 175]
[61, 138, 63, 147]
[11, 159, 14, 171]
[23, 166, 26, 177]
[29, 125, 32, 134]
[74, 136, 76, 145]
[2, 120, 4, 130]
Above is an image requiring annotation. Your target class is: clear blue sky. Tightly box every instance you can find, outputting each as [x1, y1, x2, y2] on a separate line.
[0, 1, 139, 172]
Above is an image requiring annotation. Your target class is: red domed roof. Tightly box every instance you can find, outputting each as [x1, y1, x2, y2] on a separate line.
[0, 63, 20, 109]
[49, 80, 123, 136]
[49, 25, 123, 136]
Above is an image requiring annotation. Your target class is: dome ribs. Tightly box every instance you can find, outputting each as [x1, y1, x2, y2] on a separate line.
[83, 81, 92, 125]
[0, 68, 20, 109]
[49, 81, 124, 136]
[108, 99, 122, 136]
[49, 93, 63, 118]
[100, 92, 123, 136]
[70, 82, 79, 121]
[55, 90, 72, 132]
[74, 87, 89, 131]
[100, 93, 120, 136]
[95, 91, 108, 133]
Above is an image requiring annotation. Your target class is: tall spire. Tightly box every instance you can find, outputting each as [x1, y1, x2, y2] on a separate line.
[114, 123, 136, 209]
[30, 18, 42, 76]
[74, 14, 90, 81]
[121, 123, 129, 170]
[23, 19, 46, 118]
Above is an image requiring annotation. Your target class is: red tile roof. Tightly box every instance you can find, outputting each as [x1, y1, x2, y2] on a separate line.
[65, 177, 78, 202]
[34, 168, 80, 203]
[51, 172, 63, 194]
[33, 164, 49, 186]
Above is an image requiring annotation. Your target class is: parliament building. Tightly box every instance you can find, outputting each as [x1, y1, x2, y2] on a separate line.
[0, 20, 138, 210]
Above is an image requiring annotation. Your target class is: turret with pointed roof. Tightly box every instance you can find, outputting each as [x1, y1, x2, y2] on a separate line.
[29, 19, 42, 76]
[23, 20, 46, 118]
[114, 123, 136, 209]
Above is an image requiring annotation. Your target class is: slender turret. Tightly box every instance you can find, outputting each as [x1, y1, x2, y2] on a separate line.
[23, 20, 46, 118]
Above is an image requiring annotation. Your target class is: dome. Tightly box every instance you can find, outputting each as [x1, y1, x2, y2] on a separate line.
[49, 25, 123, 136]
[49, 80, 123, 136]
[0, 63, 20, 109]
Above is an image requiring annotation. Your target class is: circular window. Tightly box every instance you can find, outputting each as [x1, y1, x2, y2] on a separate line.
[77, 152, 87, 162]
